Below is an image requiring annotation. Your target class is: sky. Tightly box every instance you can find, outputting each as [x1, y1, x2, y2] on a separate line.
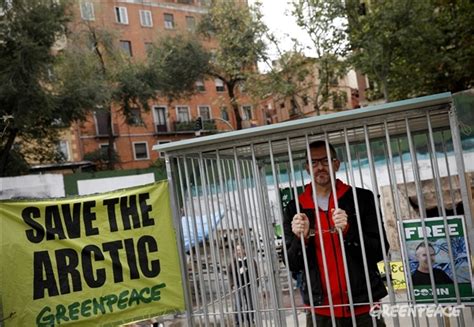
[249, 0, 314, 70]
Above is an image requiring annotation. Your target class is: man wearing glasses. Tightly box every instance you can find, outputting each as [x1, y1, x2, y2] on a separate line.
[284, 141, 389, 326]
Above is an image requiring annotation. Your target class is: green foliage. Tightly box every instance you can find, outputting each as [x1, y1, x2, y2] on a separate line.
[347, 0, 474, 101]
[0, 0, 72, 175]
[56, 25, 163, 168]
[199, 0, 267, 78]
[198, 0, 268, 129]
[148, 35, 210, 102]
[292, 0, 349, 113]
[249, 0, 349, 116]
[83, 148, 120, 171]
[1, 148, 30, 176]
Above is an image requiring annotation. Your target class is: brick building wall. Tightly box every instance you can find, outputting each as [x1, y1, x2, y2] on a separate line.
[67, 0, 253, 170]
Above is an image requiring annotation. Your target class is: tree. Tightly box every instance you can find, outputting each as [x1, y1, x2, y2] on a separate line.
[247, 48, 312, 118]
[198, 0, 268, 129]
[56, 24, 159, 170]
[0, 0, 73, 176]
[290, 0, 349, 115]
[58, 28, 208, 170]
[147, 35, 210, 103]
[346, 0, 474, 101]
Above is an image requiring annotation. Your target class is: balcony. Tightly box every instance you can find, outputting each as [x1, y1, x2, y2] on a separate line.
[156, 119, 217, 134]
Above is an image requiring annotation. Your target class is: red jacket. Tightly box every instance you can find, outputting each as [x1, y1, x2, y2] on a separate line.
[286, 179, 388, 317]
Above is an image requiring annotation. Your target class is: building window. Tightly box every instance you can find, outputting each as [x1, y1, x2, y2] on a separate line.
[154, 106, 167, 132]
[215, 78, 224, 92]
[58, 140, 70, 161]
[127, 108, 143, 125]
[94, 111, 109, 136]
[177, 106, 190, 122]
[158, 140, 171, 157]
[178, 0, 193, 4]
[115, 7, 128, 24]
[164, 13, 174, 29]
[120, 40, 132, 57]
[221, 106, 229, 121]
[80, 1, 95, 21]
[242, 105, 252, 120]
[133, 142, 149, 160]
[195, 80, 205, 92]
[186, 16, 196, 31]
[139, 10, 153, 27]
[198, 106, 211, 120]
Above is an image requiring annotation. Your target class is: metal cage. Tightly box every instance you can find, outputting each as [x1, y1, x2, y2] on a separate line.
[154, 92, 474, 327]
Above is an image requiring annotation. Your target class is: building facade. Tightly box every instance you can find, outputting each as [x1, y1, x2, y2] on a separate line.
[62, 0, 254, 170]
[258, 56, 367, 125]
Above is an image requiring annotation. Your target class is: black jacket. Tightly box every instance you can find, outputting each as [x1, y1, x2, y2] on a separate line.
[283, 181, 389, 308]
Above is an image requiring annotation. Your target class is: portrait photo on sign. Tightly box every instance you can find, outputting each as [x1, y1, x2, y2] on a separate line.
[399, 216, 474, 303]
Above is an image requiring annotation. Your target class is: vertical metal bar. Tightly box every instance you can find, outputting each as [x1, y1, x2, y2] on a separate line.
[243, 160, 271, 325]
[166, 156, 194, 326]
[205, 159, 226, 302]
[191, 159, 216, 318]
[227, 157, 252, 326]
[338, 132, 351, 184]
[238, 159, 260, 327]
[287, 136, 317, 327]
[354, 133, 365, 188]
[382, 122, 416, 327]
[183, 155, 210, 325]
[223, 158, 245, 327]
[440, 132, 458, 216]
[448, 105, 474, 325]
[406, 118, 444, 327]
[365, 130, 411, 325]
[250, 145, 284, 326]
[449, 105, 474, 260]
[396, 137, 414, 219]
[427, 112, 465, 326]
[198, 154, 226, 324]
[177, 158, 202, 325]
[208, 158, 233, 325]
[240, 160, 260, 326]
[268, 140, 299, 326]
[216, 154, 240, 325]
[242, 160, 265, 325]
[342, 128, 380, 327]
[232, 148, 262, 327]
[305, 134, 337, 325]
[324, 133, 357, 326]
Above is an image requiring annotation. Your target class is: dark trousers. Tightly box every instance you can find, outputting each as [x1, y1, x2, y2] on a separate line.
[234, 285, 254, 326]
[306, 312, 386, 327]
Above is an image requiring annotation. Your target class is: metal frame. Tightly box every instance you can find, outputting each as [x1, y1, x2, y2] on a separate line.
[156, 93, 474, 326]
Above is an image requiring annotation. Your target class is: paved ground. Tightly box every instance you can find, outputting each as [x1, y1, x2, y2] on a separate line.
[126, 290, 473, 326]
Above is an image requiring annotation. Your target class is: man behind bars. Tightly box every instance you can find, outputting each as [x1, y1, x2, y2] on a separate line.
[284, 141, 389, 327]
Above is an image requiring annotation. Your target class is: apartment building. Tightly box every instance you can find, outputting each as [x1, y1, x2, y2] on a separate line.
[258, 56, 365, 124]
[62, 0, 254, 170]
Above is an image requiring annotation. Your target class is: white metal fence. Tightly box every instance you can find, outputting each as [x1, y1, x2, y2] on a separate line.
[154, 92, 474, 326]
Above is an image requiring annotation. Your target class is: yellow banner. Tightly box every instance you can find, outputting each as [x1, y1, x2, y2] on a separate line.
[378, 261, 406, 290]
[0, 181, 185, 326]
